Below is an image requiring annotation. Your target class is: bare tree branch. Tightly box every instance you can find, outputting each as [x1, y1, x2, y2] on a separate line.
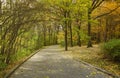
[91, 0, 104, 12]
[94, 6, 120, 19]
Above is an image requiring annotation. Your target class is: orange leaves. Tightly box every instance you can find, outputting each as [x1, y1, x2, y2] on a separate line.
[94, 1, 119, 16]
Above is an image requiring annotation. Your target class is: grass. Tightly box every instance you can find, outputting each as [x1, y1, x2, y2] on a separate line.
[64, 45, 120, 76]
[0, 58, 26, 78]
[0, 59, 25, 78]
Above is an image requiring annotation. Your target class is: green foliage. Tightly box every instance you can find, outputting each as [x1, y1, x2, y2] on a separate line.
[11, 49, 32, 62]
[0, 1, 119, 77]
[0, 55, 7, 70]
[0, 61, 7, 70]
[79, 30, 90, 41]
[73, 28, 90, 44]
[101, 39, 120, 61]
[58, 37, 64, 46]
[60, 41, 65, 47]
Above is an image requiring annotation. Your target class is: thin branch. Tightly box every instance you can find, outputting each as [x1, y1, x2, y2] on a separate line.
[94, 6, 120, 19]
[92, 0, 104, 12]
[92, 0, 99, 9]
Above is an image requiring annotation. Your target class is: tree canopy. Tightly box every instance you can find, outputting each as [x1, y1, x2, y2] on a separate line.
[0, 0, 120, 75]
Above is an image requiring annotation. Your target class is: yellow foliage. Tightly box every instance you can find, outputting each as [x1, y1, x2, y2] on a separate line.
[93, 1, 120, 17]
[57, 32, 64, 43]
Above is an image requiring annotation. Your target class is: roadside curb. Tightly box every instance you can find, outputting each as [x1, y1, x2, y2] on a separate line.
[75, 59, 120, 78]
[4, 49, 42, 78]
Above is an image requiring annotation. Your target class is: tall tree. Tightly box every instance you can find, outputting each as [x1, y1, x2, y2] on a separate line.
[87, 0, 104, 47]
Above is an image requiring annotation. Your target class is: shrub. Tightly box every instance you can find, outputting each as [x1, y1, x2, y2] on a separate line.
[11, 48, 32, 62]
[0, 61, 7, 70]
[101, 39, 120, 61]
[0, 55, 7, 70]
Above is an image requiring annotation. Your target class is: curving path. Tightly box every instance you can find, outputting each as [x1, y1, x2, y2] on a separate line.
[9, 45, 113, 78]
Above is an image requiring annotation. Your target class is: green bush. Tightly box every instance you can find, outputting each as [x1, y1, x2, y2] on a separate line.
[101, 39, 120, 61]
[0, 61, 7, 70]
[11, 48, 32, 62]
[59, 40, 65, 47]
[0, 55, 7, 70]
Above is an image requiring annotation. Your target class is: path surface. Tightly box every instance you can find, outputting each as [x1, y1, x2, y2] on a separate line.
[10, 45, 113, 78]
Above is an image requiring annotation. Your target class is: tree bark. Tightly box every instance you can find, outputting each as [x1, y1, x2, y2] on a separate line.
[77, 20, 81, 47]
[97, 19, 101, 43]
[69, 21, 73, 47]
[87, 11, 93, 48]
[43, 24, 46, 46]
[104, 17, 108, 42]
[65, 21, 68, 51]
[0, 0, 2, 14]
[48, 27, 51, 45]
[64, 11, 68, 51]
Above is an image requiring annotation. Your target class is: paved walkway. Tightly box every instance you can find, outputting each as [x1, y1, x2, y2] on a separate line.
[10, 45, 113, 78]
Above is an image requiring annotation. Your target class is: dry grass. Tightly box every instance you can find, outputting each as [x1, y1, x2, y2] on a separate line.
[65, 45, 120, 76]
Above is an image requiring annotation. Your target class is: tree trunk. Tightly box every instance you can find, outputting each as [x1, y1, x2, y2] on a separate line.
[87, 11, 92, 48]
[65, 21, 68, 51]
[104, 17, 108, 42]
[55, 25, 59, 44]
[6, 26, 19, 64]
[43, 25, 46, 46]
[0, 0, 2, 14]
[97, 19, 101, 43]
[48, 27, 51, 45]
[69, 21, 73, 47]
[64, 11, 68, 51]
[77, 20, 81, 47]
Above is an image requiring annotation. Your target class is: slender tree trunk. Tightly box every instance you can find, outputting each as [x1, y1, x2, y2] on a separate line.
[6, 26, 19, 64]
[65, 21, 68, 51]
[87, 11, 92, 48]
[36, 28, 41, 49]
[43, 25, 46, 46]
[49, 28, 52, 45]
[69, 21, 73, 47]
[77, 20, 81, 47]
[55, 34, 58, 44]
[0, 0, 2, 14]
[104, 17, 108, 42]
[48, 27, 51, 45]
[53, 31, 56, 45]
[0, 0, 1, 54]
[64, 11, 68, 51]
[97, 19, 101, 43]
[55, 26, 59, 44]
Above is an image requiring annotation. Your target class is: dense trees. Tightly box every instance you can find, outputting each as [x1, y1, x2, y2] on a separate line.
[54, 0, 120, 50]
[0, 0, 120, 74]
[86, 0, 104, 47]
[0, 0, 57, 67]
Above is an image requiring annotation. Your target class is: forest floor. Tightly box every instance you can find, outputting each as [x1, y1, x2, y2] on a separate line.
[64, 45, 120, 77]
[8, 45, 115, 78]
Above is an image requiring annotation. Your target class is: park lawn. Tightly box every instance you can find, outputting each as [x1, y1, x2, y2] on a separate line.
[65, 45, 120, 76]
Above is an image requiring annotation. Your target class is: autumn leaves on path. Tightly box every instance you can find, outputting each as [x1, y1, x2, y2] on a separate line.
[9, 45, 113, 78]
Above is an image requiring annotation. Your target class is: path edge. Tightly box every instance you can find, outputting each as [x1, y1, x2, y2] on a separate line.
[4, 48, 43, 78]
[75, 59, 120, 78]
